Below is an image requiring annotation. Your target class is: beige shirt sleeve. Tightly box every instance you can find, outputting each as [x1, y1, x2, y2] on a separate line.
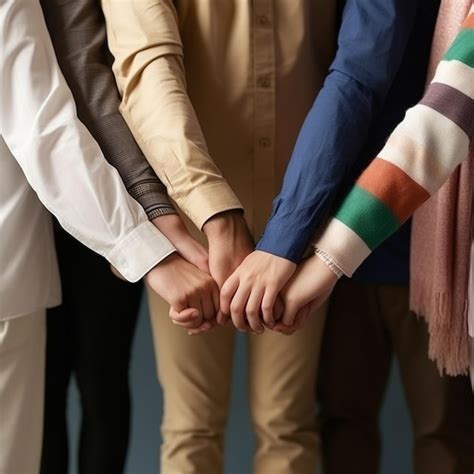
[101, 0, 243, 229]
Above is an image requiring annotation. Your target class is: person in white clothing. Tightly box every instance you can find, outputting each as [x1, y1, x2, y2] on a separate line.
[0, 1, 219, 472]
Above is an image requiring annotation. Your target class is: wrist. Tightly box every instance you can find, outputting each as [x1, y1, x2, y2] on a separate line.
[145, 252, 178, 281]
[152, 214, 188, 238]
[202, 210, 246, 239]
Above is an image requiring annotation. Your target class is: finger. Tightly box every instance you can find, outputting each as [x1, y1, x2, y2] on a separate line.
[281, 300, 315, 334]
[188, 321, 212, 335]
[230, 282, 252, 332]
[211, 281, 220, 315]
[220, 274, 240, 317]
[272, 322, 296, 336]
[261, 288, 278, 328]
[188, 318, 219, 335]
[201, 295, 216, 321]
[216, 311, 231, 326]
[187, 296, 205, 324]
[216, 311, 229, 326]
[292, 305, 311, 331]
[169, 307, 201, 323]
[273, 295, 285, 323]
[281, 300, 299, 326]
[245, 287, 265, 334]
[169, 307, 202, 329]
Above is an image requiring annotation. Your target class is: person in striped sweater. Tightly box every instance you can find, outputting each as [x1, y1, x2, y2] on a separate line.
[279, 7, 474, 383]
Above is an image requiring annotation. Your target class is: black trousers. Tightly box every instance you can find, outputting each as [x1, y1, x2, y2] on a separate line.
[318, 279, 474, 474]
[40, 226, 142, 474]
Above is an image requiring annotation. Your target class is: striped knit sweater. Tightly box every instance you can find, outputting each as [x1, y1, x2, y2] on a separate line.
[315, 8, 474, 278]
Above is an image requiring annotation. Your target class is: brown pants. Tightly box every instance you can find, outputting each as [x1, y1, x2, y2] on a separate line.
[148, 290, 327, 474]
[318, 279, 474, 474]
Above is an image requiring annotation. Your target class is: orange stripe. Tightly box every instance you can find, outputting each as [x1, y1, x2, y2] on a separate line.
[357, 158, 430, 222]
[462, 13, 474, 28]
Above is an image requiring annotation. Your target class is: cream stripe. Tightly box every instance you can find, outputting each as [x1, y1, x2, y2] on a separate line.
[432, 60, 474, 100]
[378, 105, 470, 194]
[314, 219, 371, 277]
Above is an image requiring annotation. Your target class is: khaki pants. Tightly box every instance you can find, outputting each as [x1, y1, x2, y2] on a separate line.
[318, 280, 474, 474]
[148, 290, 327, 474]
[0, 310, 46, 474]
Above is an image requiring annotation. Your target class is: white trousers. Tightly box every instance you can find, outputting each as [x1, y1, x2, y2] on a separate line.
[0, 310, 46, 474]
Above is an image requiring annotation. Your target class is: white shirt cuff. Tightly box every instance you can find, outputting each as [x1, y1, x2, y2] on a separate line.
[107, 221, 176, 282]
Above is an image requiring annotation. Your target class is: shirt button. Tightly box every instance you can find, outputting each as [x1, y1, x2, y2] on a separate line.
[257, 15, 270, 27]
[258, 137, 271, 148]
[257, 76, 271, 88]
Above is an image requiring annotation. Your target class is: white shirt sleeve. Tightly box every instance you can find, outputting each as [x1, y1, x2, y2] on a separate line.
[0, 0, 176, 282]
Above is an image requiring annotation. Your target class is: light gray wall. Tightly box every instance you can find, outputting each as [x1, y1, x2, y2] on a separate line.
[67, 297, 413, 474]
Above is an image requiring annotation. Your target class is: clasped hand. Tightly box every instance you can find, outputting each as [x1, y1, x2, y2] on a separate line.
[147, 212, 337, 336]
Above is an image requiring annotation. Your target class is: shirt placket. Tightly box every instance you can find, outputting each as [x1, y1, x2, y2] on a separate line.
[252, 0, 276, 235]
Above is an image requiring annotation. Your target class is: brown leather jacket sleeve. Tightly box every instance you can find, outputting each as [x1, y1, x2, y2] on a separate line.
[40, 0, 176, 219]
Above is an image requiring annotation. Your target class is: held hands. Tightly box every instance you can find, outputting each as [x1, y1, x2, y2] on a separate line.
[150, 211, 254, 334]
[272, 255, 338, 334]
[220, 251, 296, 333]
[150, 214, 217, 332]
[218, 252, 337, 335]
[202, 211, 255, 325]
[148, 212, 338, 335]
[146, 253, 219, 331]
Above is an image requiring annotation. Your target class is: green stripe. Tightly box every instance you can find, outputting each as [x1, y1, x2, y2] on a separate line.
[443, 29, 474, 68]
[334, 186, 401, 250]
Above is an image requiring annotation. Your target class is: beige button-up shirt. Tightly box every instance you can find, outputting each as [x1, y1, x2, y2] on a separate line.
[102, 0, 337, 236]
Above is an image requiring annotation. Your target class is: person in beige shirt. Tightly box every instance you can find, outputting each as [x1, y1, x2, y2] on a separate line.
[101, 0, 336, 472]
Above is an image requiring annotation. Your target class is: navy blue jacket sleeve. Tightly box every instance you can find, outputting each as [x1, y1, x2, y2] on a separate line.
[256, 0, 419, 262]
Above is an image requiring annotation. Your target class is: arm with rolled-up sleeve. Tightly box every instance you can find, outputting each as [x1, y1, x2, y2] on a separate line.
[0, 0, 176, 282]
[101, 0, 243, 230]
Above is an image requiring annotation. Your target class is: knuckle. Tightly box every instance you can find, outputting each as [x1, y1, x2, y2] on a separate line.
[284, 295, 297, 307]
[235, 320, 247, 330]
[174, 296, 187, 308]
[246, 311, 258, 321]
[221, 280, 235, 296]
[230, 302, 243, 315]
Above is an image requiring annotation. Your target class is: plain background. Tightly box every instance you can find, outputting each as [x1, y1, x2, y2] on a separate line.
[67, 297, 413, 474]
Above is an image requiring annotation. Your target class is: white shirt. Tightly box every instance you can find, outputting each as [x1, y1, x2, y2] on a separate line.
[0, 0, 175, 320]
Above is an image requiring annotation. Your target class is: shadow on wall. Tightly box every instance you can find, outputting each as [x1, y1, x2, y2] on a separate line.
[67, 297, 413, 474]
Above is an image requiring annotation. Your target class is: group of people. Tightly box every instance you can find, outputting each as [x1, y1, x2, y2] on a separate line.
[1, 0, 473, 473]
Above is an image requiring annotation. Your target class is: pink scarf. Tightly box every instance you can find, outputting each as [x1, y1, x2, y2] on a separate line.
[410, 0, 474, 376]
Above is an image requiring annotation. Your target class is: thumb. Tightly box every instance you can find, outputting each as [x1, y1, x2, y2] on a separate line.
[169, 307, 202, 329]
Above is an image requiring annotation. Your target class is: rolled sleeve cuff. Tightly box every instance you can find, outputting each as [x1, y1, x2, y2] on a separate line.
[181, 182, 243, 230]
[313, 218, 372, 277]
[107, 221, 176, 282]
[128, 181, 176, 219]
[256, 219, 312, 263]
[147, 206, 178, 220]
[314, 248, 344, 278]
